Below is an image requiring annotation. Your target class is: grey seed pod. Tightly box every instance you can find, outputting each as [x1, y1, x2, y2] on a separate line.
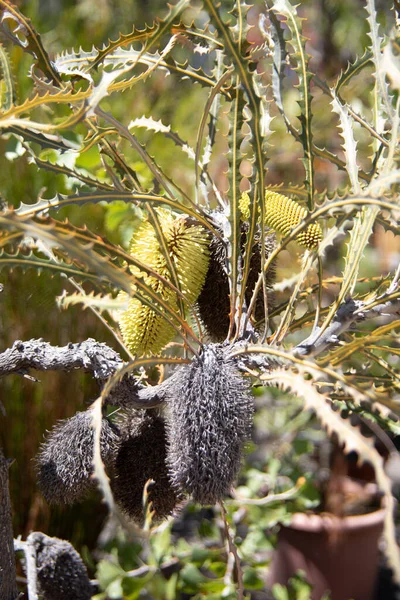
[165, 344, 253, 505]
[36, 409, 119, 504]
[28, 532, 94, 600]
[196, 221, 276, 342]
[112, 409, 182, 524]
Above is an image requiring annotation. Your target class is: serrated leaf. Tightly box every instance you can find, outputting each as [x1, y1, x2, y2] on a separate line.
[335, 50, 373, 94]
[365, 0, 395, 121]
[7, 125, 76, 152]
[128, 114, 197, 165]
[14, 190, 214, 233]
[28, 155, 114, 190]
[0, 42, 14, 111]
[325, 320, 400, 366]
[57, 290, 128, 313]
[0, 0, 62, 85]
[271, 0, 314, 209]
[382, 32, 400, 91]
[0, 248, 100, 282]
[330, 90, 360, 192]
[204, 0, 265, 215]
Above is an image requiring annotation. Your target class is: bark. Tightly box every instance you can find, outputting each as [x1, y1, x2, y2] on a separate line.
[0, 448, 18, 600]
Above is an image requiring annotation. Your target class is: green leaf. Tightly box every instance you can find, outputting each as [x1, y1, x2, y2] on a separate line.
[96, 559, 126, 590]
[272, 583, 290, 600]
[121, 574, 152, 598]
[151, 523, 172, 563]
[180, 563, 208, 588]
[243, 567, 264, 590]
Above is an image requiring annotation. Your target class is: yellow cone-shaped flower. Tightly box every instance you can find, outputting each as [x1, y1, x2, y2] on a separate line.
[117, 209, 210, 356]
[264, 191, 322, 249]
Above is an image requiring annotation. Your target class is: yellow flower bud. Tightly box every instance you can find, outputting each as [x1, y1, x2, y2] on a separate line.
[264, 190, 322, 249]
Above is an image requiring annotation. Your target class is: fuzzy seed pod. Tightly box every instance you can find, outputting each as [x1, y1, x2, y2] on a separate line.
[28, 532, 94, 600]
[264, 190, 322, 249]
[196, 220, 276, 342]
[165, 344, 253, 505]
[117, 209, 210, 356]
[112, 409, 182, 524]
[28, 532, 95, 600]
[36, 409, 119, 504]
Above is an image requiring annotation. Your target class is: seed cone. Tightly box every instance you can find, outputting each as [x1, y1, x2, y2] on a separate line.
[117, 209, 210, 356]
[165, 344, 253, 505]
[196, 220, 276, 342]
[264, 190, 322, 249]
[29, 532, 94, 600]
[112, 409, 182, 524]
[36, 409, 119, 504]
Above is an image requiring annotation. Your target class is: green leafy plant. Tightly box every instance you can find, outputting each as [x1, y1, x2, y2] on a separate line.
[0, 0, 399, 598]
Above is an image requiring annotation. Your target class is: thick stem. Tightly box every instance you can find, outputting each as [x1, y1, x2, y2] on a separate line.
[0, 448, 18, 600]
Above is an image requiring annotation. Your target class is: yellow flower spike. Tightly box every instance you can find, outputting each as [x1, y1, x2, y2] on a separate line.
[238, 192, 251, 220]
[264, 190, 322, 249]
[117, 209, 210, 356]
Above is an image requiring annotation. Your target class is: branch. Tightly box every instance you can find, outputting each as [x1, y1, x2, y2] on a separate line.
[13, 539, 38, 600]
[0, 448, 18, 600]
[295, 290, 400, 357]
[0, 338, 123, 380]
[0, 338, 181, 408]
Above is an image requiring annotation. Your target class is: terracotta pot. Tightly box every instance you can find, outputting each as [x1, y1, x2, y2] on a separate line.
[268, 507, 386, 600]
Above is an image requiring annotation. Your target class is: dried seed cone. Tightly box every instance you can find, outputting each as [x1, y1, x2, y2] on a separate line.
[112, 409, 182, 524]
[117, 209, 210, 356]
[197, 221, 276, 341]
[36, 409, 119, 504]
[264, 190, 322, 249]
[29, 532, 93, 600]
[166, 344, 253, 504]
[196, 230, 230, 341]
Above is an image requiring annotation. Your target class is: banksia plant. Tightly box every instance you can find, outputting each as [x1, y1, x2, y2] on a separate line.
[28, 532, 94, 600]
[264, 191, 322, 249]
[117, 209, 210, 356]
[36, 409, 119, 504]
[1, 0, 400, 596]
[165, 344, 253, 505]
[112, 409, 182, 524]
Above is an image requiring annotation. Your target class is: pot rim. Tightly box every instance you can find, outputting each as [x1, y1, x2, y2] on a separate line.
[285, 506, 386, 533]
